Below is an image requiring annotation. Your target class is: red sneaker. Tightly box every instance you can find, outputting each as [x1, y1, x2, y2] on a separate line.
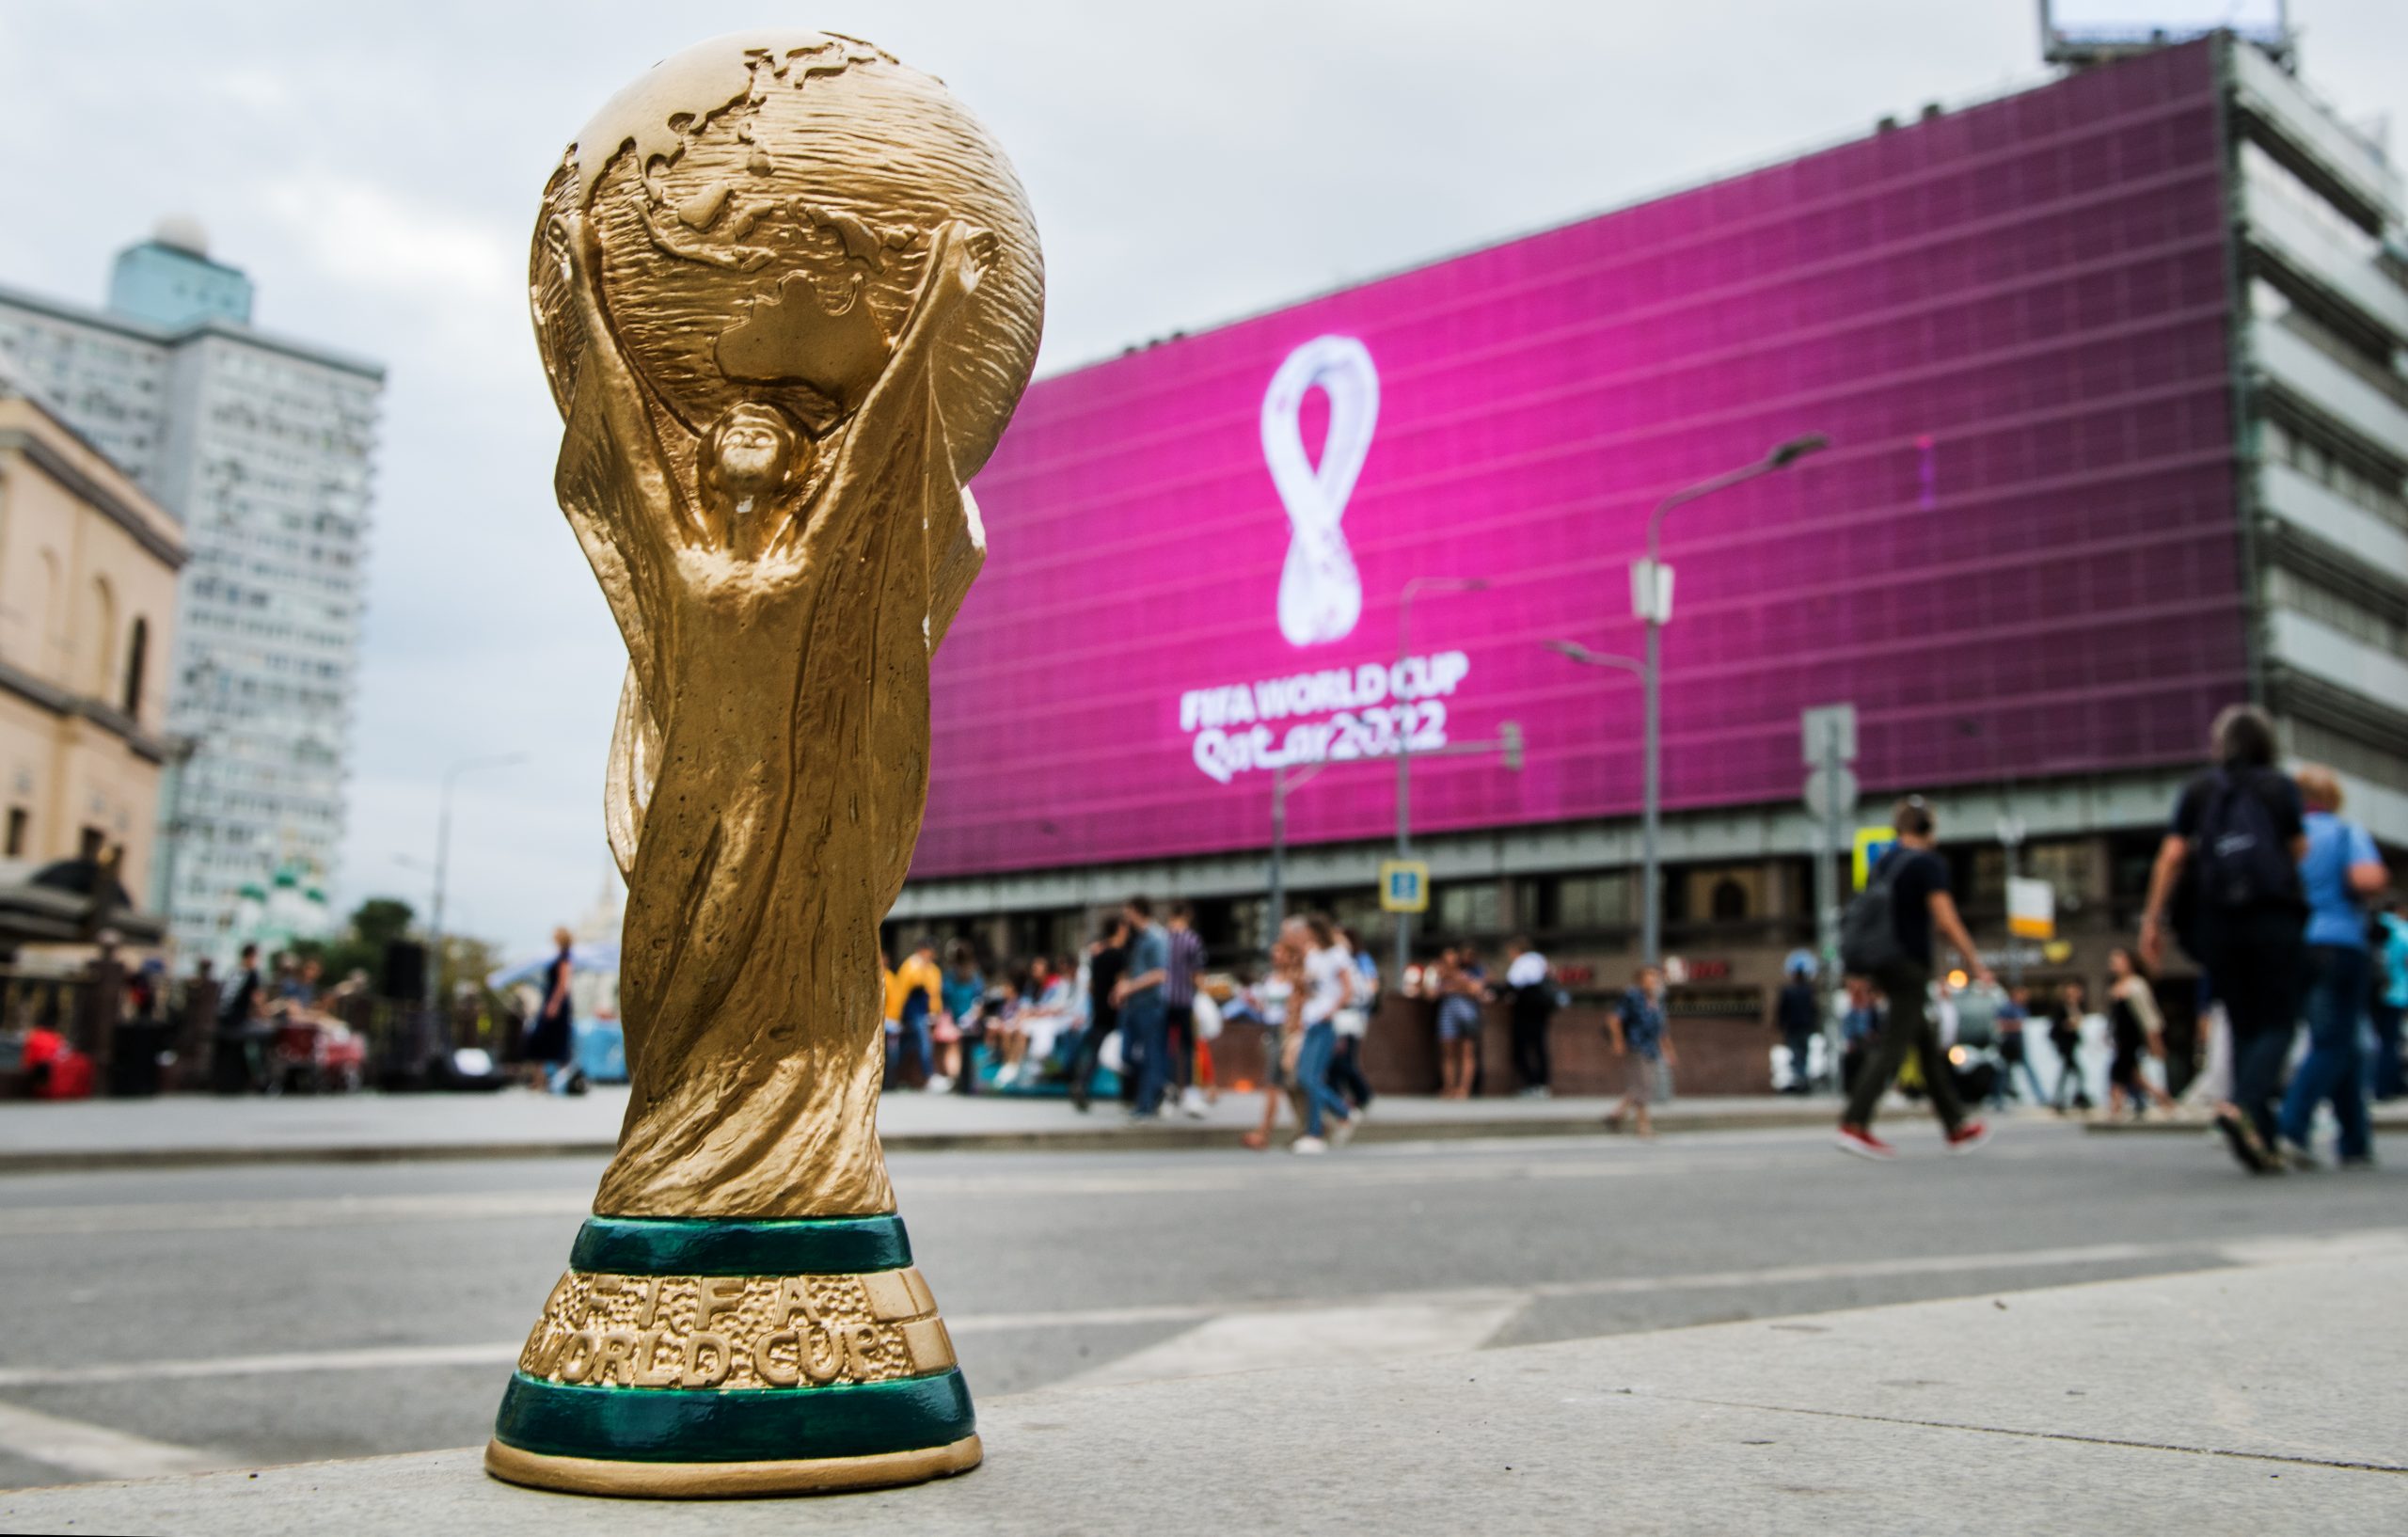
[1834, 1124, 1897, 1161]
[1946, 1119, 1992, 1154]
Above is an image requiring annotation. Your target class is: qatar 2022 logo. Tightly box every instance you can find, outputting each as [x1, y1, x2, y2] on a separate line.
[1261, 335, 1378, 648]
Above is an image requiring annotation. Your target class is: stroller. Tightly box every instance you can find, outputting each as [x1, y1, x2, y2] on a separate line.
[264, 1012, 366, 1095]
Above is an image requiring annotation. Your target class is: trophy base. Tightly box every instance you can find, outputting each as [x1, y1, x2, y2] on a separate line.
[484, 1432, 982, 1497]
[486, 1214, 978, 1499]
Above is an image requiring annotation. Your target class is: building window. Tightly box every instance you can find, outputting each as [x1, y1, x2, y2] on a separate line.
[1434, 881, 1504, 937]
[1551, 873, 1633, 929]
[121, 617, 149, 717]
[4, 808, 24, 858]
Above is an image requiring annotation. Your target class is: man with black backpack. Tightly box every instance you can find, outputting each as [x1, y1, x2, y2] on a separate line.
[2141, 705, 2307, 1173]
[1834, 797, 1994, 1160]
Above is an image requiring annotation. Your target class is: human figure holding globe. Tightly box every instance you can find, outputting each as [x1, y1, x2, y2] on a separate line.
[543, 203, 991, 1217]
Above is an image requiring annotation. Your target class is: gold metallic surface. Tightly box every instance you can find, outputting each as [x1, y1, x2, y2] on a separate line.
[483, 1434, 984, 1498]
[527, 30, 1042, 1218]
[515, 1267, 956, 1387]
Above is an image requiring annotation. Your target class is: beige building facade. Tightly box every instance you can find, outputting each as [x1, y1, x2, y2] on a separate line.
[0, 386, 184, 900]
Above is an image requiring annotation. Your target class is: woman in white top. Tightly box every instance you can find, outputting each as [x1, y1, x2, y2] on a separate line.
[1287, 915, 1360, 1153]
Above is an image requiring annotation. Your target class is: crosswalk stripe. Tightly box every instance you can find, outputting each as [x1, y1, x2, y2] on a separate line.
[0, 1401, 226, 1480]
[1060, 1298, 1525, 1388]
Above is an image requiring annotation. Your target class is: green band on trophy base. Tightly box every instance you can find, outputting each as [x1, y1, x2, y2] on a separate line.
[493, 1369, 976, 1464]
[570, 1214, 913, 1277]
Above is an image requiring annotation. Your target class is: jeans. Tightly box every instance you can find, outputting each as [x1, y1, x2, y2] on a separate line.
[1782, 1026, 1816, 1092]
[1163, 999, 1194, 1091]
[2369, 1001, 2404, 1102]
[2279, 945, 2372, 1161]
[1295, 1021, 1353, 1136]
[1509, 1010, 1551, 1090]
[1123, 996, 1170, 1116]
[1843, 963, 1965, 1135]
[894, 1009, 932, 1085]
[1328, 1033, 1373, 1110]
[2204, 909, 2307, 1149]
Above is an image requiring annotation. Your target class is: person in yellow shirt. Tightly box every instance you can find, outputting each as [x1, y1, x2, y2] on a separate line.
[889, 938, 945, 1089]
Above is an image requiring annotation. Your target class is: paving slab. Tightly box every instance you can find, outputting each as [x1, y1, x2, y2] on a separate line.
[6, 1250, 2399, 1535]
[0, 1088, 1838, 1172]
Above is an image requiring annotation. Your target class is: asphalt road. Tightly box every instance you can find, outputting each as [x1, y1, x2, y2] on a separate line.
[1, 1116, 2400, 1491]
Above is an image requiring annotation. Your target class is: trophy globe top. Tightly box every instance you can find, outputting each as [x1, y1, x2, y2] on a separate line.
[530, 30, 1044, 481]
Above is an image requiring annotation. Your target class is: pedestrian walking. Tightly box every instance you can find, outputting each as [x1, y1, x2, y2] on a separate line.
[1606, 965, 1677, 1137]
[1327, 927, 1376, 1117]
[524, 926, 582, 1095]
[1834, 796, 1994, 1161]
[1287, 915, 1360, 1153]
[1162, 902, 1208, 1117]
[1839, 976, 1883, 1097]
[1069, 917, 1129, 1112]
[1113, 896, 1174, 1121]
[2274, 767, 2386, 1168]
[1243, 943, 1306, 1151]
[213, 942, 267, 1094]
[889, 937, 944, 1090]
[1996, 986, 2048, 1105]
[1772, 954, 1820, 1094]
[1503, 937, 1557, 1097]
[2048, 981, 2095, 1114]
[2105, 948, 2175, 1118]
[2371, 895, 2407, 1103]
[2142, 705, 2307, 1173]
[932, 941, 983, 1094]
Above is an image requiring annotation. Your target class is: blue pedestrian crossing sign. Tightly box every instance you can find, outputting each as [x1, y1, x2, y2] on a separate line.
[1379, 860, 1430, 913]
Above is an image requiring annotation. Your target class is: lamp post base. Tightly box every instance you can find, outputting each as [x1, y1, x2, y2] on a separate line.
[484, 1213, 977, 1499]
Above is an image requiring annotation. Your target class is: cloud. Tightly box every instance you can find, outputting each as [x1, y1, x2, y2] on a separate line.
[258, 171, 518, 311]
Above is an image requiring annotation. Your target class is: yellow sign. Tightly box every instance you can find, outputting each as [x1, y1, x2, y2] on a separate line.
[1851, 826, 1894, 890]
[1379, 860, 1430, 913]
[2007, 876, 2056, 940]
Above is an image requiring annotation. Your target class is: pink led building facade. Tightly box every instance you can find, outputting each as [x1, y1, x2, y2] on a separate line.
[922, 41, 2243, 881]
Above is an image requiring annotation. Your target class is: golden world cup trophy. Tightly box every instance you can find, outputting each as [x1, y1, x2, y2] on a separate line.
[483, 31, 1041, 1498]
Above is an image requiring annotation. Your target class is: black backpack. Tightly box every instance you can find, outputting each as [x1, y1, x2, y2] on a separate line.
[1839, 849, 1908, 974]
[2193, 769, 2299, 913]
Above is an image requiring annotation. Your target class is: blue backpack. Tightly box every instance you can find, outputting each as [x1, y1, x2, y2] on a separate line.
[2194, 770, 2300, 913]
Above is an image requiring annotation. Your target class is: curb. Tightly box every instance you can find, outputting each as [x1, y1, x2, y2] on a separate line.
[2083, 1111, 2408, 1137]
[0, 1104, 1845, 1175]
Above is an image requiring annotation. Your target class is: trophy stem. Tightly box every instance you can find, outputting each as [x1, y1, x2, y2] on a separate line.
[485, 1213, 979, 1497]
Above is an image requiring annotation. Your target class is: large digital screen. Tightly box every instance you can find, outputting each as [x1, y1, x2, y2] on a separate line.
[920, 41, 2244, 880]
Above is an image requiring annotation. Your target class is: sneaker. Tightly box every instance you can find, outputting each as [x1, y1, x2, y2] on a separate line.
[1945, 1119, 1991, 1154]
[1291, 1136, 1328, 1155]
[926, 1073, 952, 1094]
[1330, 1114, 1359, 1148]
[1180, 1085, 1210, 1119]
[2337, 1154, 2379, 1170]
[2212, 1110, 2276, 1174]
[1834, 1124, 1898, 1161]
[2279, 1139, 2320, 1172]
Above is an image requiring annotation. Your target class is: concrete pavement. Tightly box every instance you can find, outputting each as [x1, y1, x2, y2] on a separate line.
[6, 1244, 2400, 1535]
[0, 1086, 1839, 1171]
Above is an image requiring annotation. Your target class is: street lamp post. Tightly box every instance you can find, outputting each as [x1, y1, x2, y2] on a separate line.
[427, 753, 528, 1004]
[1394, 576, 1488, 984]
[1628, 435, 1830, 967]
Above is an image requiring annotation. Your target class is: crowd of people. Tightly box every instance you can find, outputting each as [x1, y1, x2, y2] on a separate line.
[1832, 705, 2400, 1172]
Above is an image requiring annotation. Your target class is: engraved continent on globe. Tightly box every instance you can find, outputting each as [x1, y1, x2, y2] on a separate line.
[530, 30, 1044, 486]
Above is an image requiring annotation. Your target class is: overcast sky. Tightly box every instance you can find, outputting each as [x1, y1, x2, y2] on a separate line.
[0, 1, 2399, 960]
